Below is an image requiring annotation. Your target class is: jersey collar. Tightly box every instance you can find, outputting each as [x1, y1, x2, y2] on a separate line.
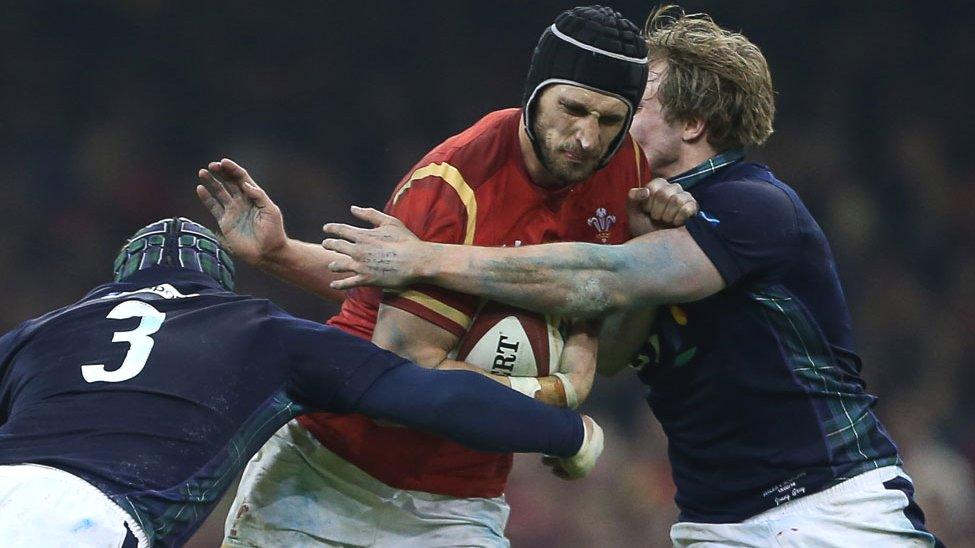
[88, 267, 228, 301]
[668, 149, 745, 190]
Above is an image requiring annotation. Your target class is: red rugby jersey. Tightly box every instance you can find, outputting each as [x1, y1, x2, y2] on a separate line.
[299, 108, 649, 498]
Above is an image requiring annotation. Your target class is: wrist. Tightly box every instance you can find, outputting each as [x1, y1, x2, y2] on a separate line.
[413, 242, 447, 283]
[508, 376, 542, 399]
[553, 372, 579, 409]
[256, 237, 294, 273]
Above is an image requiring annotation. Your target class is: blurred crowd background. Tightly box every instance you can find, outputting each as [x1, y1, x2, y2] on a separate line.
[2, 1, 973, 546]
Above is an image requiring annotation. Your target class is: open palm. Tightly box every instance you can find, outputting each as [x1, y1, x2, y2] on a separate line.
[196, 158, 287, 266]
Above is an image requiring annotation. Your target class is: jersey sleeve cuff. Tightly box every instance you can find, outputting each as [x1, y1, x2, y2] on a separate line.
[383, 288, 475, 339]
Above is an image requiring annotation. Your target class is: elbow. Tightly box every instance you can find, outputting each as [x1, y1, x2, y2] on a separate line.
[567, 272, 628, 317]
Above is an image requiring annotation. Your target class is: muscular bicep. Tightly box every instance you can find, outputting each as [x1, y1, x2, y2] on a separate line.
[372, 303, 460, 368]
[605, 227, 725, 310]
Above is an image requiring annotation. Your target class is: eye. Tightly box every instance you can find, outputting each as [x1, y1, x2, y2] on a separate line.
[599, 115, 624, 126]
[560, 100, 589, 117]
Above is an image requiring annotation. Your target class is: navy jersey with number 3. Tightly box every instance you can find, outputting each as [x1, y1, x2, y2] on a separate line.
[0, 268, 407, 545]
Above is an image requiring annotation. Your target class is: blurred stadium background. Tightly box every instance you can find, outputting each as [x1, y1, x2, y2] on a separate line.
[2, 1, 973, 546]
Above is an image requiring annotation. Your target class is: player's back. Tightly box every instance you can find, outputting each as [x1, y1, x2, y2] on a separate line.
[0, 267, 368, 545]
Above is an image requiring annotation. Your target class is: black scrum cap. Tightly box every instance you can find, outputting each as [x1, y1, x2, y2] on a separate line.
[113, 217, 236, 291]
[523, 6, 649, 167]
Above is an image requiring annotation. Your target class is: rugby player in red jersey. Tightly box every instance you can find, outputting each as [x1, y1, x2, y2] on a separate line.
[198, 6, 695, 546]
[321, 6, 943, 547]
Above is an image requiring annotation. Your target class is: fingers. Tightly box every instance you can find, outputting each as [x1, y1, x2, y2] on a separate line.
[206, 158, 251, 184]
[198, 168, 233, 208]
[661, 189, 684, 223]
[677, 201, 699, 224]
[646, 179, 675, 220]
[628, 187, 650, 201]
[195, 184, 224, 219]
[626, 187, 650, 218]
[631, 178, 698, 226]
[323, 223, 368, 243]
[321, 238, 356, 257]
[662, 190, 697, 225]
[541, 456, 573, 481]
[218, 158, 249, 180]
[206, 161, 242, 198]
[329, 274, 368, 291]
[239, 177, 272, 208]
[350, 205, 401, 228]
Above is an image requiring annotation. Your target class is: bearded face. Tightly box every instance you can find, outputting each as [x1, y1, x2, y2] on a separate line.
[531, 84, 628, 186]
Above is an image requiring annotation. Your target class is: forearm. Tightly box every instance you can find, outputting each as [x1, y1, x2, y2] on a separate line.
[437, 358, 510, 385]
[261, 238, 348, 303]
[353, 364, 584, 456]
[414, 229, 719, 317]
[416, 241, 625, 317]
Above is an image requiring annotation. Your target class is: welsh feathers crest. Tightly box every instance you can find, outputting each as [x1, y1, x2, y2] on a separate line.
[587, 207, 616, 243]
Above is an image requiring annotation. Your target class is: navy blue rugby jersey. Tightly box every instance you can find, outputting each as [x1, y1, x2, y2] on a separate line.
[0, 267, 407, 545]
[636, 154, 900, 523]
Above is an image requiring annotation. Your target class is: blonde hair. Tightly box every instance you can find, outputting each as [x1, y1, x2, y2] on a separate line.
[644, 5, 775, 150]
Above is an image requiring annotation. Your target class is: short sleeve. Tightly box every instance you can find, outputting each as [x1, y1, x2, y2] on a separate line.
[381, 166, 480, 338]
[265, 306, 409, 413]
[684, 179, 799, 286]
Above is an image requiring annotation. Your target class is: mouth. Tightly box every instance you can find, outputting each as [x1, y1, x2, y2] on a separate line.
[563, 150, 586, 164]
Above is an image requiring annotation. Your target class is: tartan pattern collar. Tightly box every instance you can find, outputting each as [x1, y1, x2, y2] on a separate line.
[668, 149, 745, 190]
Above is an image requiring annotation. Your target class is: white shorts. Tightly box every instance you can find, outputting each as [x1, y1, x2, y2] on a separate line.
[671, 466, 939, 547]
[224, 420, 511, 547]
[0, 463, 149, 548]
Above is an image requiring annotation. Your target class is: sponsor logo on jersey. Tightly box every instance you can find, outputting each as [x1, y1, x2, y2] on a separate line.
[102, 284, 199, 301]
[587, 207, 617, 243]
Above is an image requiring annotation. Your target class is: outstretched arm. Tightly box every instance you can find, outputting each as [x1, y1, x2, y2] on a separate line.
[353, 364, 603, 478]
[323, 207, 724, 317]
[196, 158, 347, 303]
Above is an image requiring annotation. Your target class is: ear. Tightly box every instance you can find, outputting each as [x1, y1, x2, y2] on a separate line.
[682, 117, 707, 143]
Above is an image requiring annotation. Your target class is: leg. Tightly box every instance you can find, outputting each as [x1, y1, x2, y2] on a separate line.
[224, 421, 378, 547]
[0, 464, 146, 547]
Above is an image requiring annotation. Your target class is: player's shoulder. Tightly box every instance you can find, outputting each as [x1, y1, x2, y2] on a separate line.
[702, 163, 799, 211]
[410, 108, 521, 190]
[683, 163, 806, 237]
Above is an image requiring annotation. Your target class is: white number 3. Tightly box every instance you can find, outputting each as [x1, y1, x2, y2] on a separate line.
[82, 300, 166, 383]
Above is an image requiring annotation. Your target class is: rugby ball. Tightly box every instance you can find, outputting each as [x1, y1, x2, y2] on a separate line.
[453, 301, 565, 377]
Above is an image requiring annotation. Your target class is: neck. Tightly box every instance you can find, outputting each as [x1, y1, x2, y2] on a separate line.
[654, 142, 720, 179]
[518, 118, 562, 189]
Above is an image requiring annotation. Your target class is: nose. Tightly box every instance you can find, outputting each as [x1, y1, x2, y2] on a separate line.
[575, 116, 600, 152]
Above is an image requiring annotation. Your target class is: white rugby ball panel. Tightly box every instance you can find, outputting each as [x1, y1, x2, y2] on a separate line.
[454, 302, 561, 377]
